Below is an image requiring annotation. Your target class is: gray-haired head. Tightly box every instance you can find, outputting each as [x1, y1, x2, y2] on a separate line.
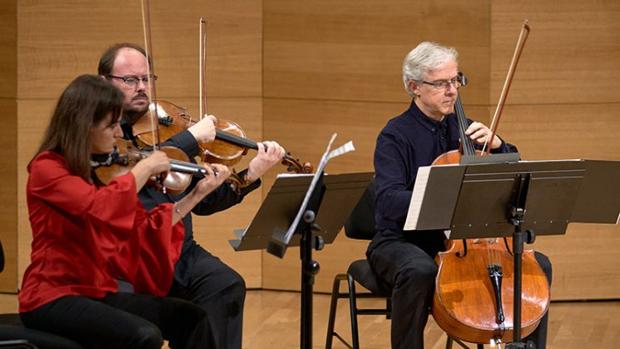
[402, 42, 458, 97]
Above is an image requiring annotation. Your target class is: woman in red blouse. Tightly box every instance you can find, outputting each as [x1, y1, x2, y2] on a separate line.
[19, 75, 230, 349]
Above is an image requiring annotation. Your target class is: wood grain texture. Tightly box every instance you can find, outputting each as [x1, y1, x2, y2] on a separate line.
[263, 0, 490, 105]
[17, 0, 262, 100]
[0, 0, 16, 98]
[0, 99, 18, 292]
[0, 1, 18, 292]
[2, 291, 618, 348]
[490, 1, 620, 105]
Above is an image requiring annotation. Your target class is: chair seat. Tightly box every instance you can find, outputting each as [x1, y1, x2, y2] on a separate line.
[347, 259, 391, 297]
[0, 314, 83, 349]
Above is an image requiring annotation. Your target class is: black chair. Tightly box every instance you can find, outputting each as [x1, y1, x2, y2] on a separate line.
[0, 241, 83, 349]
[324, 180, 480, 349]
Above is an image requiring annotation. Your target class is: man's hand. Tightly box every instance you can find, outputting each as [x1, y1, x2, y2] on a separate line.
[246, 141, 286, 182]
[188, 114, 217, 143]
[465, 122, 502, 149]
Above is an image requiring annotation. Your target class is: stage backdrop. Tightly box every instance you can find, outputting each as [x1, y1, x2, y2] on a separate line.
[1, 0, 618, 301]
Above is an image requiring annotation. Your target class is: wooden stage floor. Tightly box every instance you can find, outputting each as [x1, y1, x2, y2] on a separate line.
[1, 290, 618, 348]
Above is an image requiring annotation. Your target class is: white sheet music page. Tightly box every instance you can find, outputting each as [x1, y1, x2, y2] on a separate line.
[404, 165, 431, 231]
[282, 134, 355, 243]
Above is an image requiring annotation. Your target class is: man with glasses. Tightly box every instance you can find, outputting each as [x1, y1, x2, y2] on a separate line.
[97, 42, 286, 349]
[367, 41, 552, 349]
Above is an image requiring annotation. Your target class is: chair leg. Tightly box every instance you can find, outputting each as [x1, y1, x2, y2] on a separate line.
[347, 274, 360, 349]
[447, 335, 475, 349]
[325, 273, 346, 349]
[445, 336, 453, 349]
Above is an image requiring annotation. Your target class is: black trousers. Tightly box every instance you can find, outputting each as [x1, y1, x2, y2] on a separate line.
[20, 292, 214, 349]
[367, 237, 552, 349]
[169, 245, 246, 349]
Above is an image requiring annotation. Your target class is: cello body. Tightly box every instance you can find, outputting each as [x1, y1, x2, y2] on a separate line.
[432, 237, 549, 343]
[430, 93, 550, 344]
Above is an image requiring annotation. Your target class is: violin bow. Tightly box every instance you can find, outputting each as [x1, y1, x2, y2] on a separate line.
[199, 17, 208, 121]
[140, 0, 162, 151]
[482, 19, 530, 155]
[141, 0, 169, 191]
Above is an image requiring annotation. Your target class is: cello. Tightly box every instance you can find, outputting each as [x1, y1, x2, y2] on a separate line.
[431, 21, 550, 347]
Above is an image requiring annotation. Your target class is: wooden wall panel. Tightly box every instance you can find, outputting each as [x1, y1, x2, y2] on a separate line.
[15, 0, 263, 289]
[0, 98, 17, 292]
[491, 1, 620, 105]
[18, 0, 262, 100]
[263, 0, 491, 105]
[0, 1, 17, 291]
[497, 105, 620, 300]
[492, 1, 620, 299]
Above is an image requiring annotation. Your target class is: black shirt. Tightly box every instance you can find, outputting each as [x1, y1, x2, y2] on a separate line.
[370, 100, 516, 253]
[121, 121, 260, 286]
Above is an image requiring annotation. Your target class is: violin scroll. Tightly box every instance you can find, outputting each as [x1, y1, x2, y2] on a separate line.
[282, 154, 313, 174]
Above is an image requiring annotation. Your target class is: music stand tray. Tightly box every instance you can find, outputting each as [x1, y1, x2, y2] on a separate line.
[229, 172, 373, 252]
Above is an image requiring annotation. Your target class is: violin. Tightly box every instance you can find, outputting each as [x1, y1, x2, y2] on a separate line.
[131, 17, 312, 178]
[431, 21, 550, 346]
[93, 139, 210, 195]
[96, 1, 212, 196]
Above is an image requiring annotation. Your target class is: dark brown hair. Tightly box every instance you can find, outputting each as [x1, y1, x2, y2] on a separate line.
[98, 43, 149, 77]
[36, 75, 124, 180]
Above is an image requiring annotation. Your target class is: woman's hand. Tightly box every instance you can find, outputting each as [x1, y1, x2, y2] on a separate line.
[192, 163, 231, 198]
[171, 163, 231, 223]
[130, 151, 170, 190]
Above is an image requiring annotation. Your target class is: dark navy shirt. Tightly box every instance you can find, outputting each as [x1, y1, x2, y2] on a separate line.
[121, 121, 260, 286]
[369, 100, 515, 253]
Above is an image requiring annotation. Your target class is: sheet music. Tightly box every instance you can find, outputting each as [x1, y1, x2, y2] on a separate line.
[281, 134, 355, 244]
[403, 166, 431, 230]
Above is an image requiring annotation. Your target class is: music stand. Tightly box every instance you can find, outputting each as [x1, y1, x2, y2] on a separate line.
[230, 171, 374, 349]
[405, 159, 620, 348]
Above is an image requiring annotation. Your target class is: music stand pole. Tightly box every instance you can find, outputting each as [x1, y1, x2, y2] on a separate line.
[298, 173, 326, 349]
[507, 173, 535, 349]
[300, 209, 322, 349]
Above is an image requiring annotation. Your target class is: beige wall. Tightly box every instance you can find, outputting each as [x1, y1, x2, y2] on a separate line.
[1, 0, 618, 301]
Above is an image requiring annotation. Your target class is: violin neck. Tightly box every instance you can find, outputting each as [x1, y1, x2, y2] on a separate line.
[215, 129, 258, 150]
[169, 159, 208, 176]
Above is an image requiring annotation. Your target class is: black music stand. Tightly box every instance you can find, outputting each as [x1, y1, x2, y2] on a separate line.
[230, 171, 374, 349]
[405, 159, 620, 348]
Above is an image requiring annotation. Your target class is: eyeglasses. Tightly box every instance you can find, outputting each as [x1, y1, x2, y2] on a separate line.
[107, 74, 157, 88]
[418, 75, 463, 90]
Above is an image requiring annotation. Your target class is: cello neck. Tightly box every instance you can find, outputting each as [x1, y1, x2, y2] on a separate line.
[454, 95, 476, 156]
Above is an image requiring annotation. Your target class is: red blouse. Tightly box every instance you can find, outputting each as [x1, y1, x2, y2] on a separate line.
[19, 151, 184, 312]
